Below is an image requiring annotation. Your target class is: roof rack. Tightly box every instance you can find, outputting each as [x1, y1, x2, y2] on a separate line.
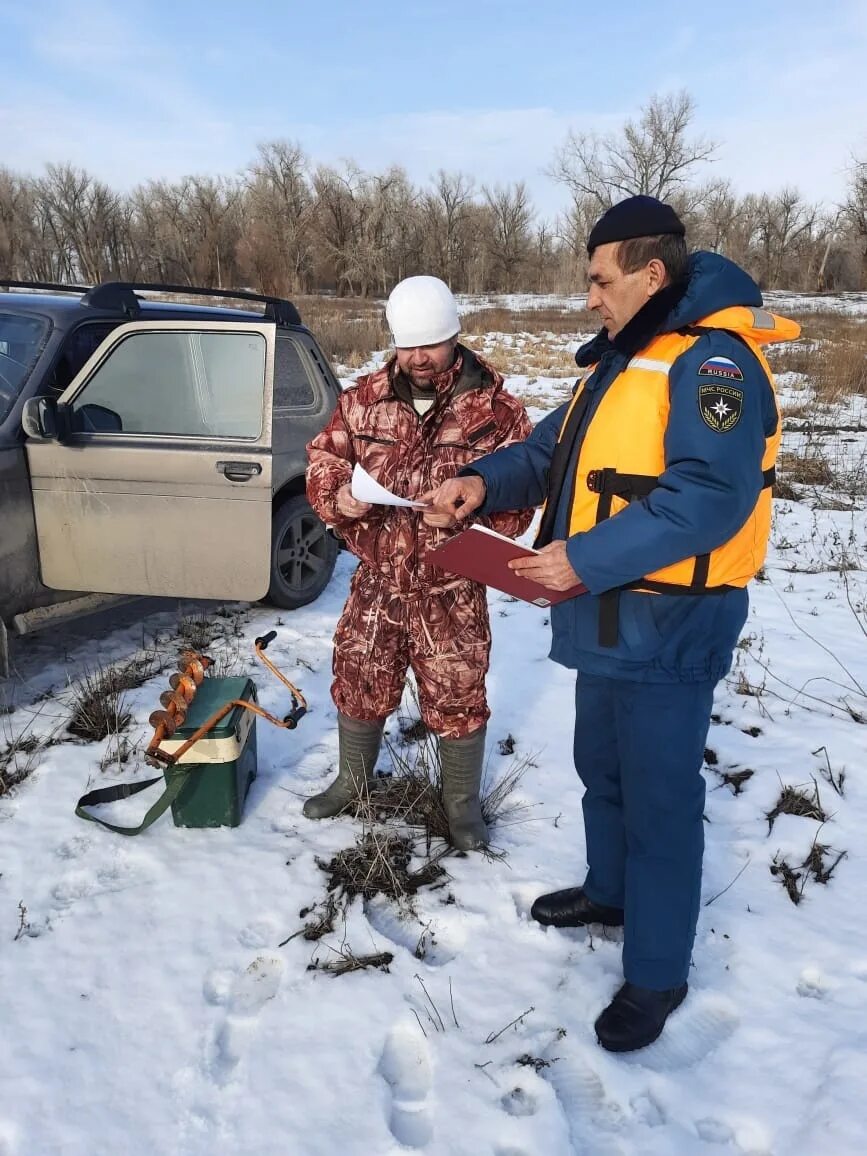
[83, 282, 302, 326]
[0, 278, 302, 326]
[0, 278, 93, 295]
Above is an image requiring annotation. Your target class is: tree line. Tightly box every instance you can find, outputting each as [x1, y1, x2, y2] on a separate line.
[2, 93, 866, 297]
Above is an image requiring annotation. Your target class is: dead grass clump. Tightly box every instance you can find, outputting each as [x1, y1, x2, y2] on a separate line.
[771, 839, 847, 906]
[308, 947, 394, 977]
[770, 855, 804, 905]
[773, 477, 802, 502]
[777, 451, 836, 488]
[361, 728, 534, 846]
[0, 731, 43, 797]
[177, 613, 219, 652]
[316, 831, 446, 902]
[280, 893, 341, 946]
[802, 841, 847, 885]
[765, 781, 828, 834]
[716, 768, 754, 796]
[67, 663, 142, 741]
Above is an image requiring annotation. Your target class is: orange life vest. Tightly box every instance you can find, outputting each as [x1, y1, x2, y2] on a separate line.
[554, 306, 800, 595]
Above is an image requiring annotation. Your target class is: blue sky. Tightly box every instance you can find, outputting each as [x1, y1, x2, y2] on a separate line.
[2, 0, 866, 219]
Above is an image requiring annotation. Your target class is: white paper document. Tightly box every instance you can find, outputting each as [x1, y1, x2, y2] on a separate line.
[351, 462, 429, 508]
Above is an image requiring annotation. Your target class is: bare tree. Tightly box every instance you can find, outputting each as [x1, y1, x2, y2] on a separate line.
[36, 164, 129, 282]
[754, 188, 817, 288]
[422, 171, 475, 288]
[130, 176, 242, 287]
[483, 181, 533, 293]
[844, 156, 867, 288]
[240, 141, 315, 295]
[551, 91, 717, 213]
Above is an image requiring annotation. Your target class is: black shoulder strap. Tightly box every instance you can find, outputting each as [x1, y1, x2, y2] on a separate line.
[533, 386, 595, 548]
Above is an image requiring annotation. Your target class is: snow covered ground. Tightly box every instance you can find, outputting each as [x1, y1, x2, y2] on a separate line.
[1, 326, 866, 1156]
[455, 290, 867, 318]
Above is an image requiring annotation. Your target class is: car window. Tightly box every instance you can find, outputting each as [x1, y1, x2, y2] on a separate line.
[274, 335, 316, 408]
[298, 333, 341, 397]
[68, 330, 266, 438]
[0, 312, 49, 423]
[46, 323, 121, 395]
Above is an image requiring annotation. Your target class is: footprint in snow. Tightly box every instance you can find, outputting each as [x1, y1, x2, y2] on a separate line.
[365, 895, 466, 966]
[379, 1021, 434, 1149]
[500, 1085, 538, 1118]
[617, 993, 738, 1071]
[208, 955, 284, 1086]
[237, 914, 282, 950]
[55, 834, 91, 860]
[542, 1039, 628, 1153]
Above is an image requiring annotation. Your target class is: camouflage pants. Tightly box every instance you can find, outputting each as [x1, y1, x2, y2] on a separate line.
[331, 565, 491, 739]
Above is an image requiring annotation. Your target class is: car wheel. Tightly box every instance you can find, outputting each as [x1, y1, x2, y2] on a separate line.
[268, 494, 338, 610]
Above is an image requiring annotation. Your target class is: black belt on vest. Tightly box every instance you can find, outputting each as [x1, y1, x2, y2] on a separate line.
[593, 465, 776, 647]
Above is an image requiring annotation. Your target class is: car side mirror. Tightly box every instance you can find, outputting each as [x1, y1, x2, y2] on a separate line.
[22, 396, 59, 440]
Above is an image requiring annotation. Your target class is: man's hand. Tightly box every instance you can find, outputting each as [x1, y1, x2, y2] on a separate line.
[421, 475, 487, 525]
[509, 540, 581, 590]
[335, 483, 372, 520]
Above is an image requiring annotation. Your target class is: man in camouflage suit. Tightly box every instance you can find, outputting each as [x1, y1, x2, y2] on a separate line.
[305, 276, 532, 849]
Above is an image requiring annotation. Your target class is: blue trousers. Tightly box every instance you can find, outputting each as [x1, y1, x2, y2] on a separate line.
[574, 673, 715, 990]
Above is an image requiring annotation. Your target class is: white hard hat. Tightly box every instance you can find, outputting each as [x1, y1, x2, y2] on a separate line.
[385, 276, 460, 348]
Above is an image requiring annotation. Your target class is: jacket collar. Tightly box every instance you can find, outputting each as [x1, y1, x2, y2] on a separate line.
[575, 282, 687, 368]
[356, 344, 501, 407]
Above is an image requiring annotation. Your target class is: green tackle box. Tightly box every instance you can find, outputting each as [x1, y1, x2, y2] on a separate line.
[159, 676, 258, 828]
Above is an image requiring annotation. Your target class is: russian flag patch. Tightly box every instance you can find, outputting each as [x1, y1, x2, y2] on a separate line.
[698, 356, 744, 382]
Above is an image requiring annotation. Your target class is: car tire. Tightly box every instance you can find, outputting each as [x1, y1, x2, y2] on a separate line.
[268, 494, 338, 610]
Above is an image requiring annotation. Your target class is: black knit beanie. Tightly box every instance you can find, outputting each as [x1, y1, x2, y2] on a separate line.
[587, 195, 685, 253]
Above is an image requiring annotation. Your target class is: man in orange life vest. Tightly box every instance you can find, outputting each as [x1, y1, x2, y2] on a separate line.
[425, 196, 799, 1052]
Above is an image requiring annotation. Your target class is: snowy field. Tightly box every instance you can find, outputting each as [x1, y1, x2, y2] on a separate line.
[454, 290, 867, 318]
[1, 317, 866, 1156]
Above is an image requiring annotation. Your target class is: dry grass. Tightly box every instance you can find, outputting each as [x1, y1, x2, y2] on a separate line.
[295, 295, 389, 366]
[461, 306, 596, 336]
[765, 781, 828, 834]
[316, 830, 447, 902]
[769, 312, 867, 402]
[463, 335, 579, 378]
[777, 450, 837, 488]
[65, 652, 160, 742]
[0, 725, 46, 797]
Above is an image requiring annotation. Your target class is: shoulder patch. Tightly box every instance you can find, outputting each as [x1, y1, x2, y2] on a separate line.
[698, 355, 744, 382]
[699, 383, 744, 433]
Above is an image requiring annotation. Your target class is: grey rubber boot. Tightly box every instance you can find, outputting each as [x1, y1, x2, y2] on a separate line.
[303, 714, 383, 819]
[439, 726, 488, 851]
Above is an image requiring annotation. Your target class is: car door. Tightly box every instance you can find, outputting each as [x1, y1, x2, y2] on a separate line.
[24, 319, 275, 601]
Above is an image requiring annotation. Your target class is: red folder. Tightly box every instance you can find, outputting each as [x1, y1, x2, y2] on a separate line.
[428, 525, 587, 607]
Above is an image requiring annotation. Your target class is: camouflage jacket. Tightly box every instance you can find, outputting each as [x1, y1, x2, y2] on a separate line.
[306, 346, 533, 594]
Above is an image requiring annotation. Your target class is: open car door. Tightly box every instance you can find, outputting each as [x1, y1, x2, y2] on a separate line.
[24, 320, 275, 601]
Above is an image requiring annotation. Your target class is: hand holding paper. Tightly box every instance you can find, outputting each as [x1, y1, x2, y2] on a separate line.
[351, 463, 429, 509]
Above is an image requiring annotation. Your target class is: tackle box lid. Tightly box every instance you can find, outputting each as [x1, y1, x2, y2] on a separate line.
[173, 676, 257, 740]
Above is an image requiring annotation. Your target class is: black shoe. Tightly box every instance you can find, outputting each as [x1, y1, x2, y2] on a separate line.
[595, 982, 688, 1053]
[530, 887, 624, 929]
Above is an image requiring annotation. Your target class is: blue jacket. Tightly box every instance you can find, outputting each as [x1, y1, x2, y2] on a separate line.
[468, 252, 779, 684]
